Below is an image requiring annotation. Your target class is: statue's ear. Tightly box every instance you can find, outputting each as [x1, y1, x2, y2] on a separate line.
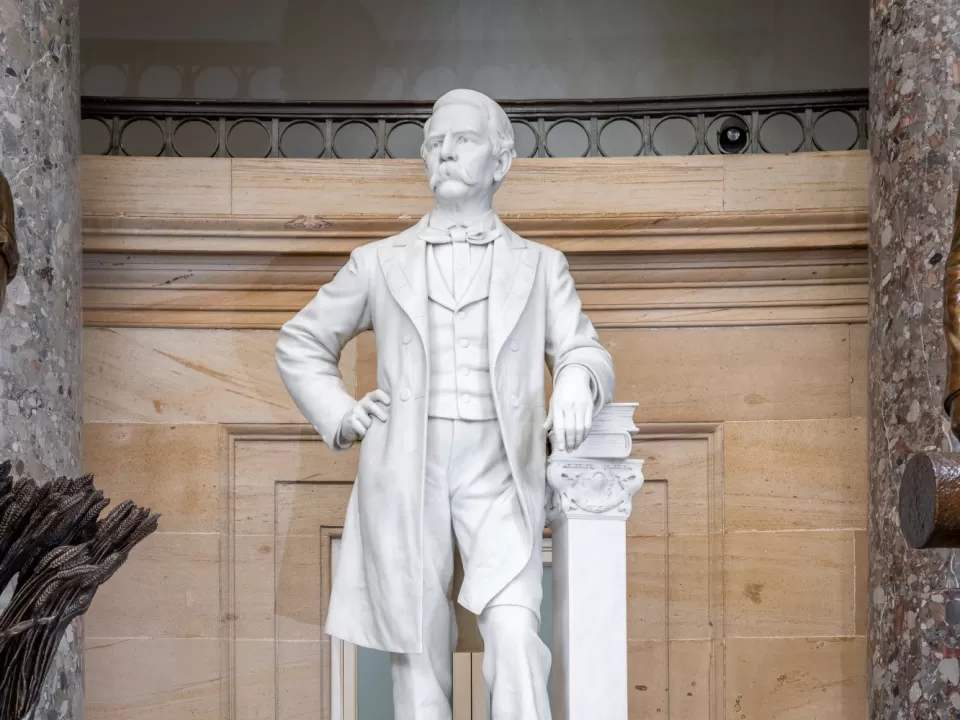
[494, 149, 513, 184]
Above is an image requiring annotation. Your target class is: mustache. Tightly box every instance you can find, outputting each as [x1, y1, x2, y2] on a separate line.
[429, 162, 476, 189]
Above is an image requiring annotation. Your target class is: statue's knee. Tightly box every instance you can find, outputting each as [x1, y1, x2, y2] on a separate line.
[480, 605, 539, 650]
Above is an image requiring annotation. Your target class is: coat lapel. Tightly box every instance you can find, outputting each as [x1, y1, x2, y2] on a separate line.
[378, 218, 429, 349]
[488, 218, 539, 367]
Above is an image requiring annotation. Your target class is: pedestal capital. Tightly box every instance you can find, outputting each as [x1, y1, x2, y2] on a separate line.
[546, 456, 645, 522]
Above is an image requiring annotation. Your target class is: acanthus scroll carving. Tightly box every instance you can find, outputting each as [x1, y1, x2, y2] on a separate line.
[546, 458, 645, 521]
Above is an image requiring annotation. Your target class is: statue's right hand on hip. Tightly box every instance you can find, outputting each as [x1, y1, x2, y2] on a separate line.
[337, 389, 391, 445]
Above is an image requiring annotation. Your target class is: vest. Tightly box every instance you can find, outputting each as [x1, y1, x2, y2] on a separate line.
[426, 243, 497, 420]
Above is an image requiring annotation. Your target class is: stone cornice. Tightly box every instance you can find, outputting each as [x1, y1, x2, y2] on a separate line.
[82, 208, 867, 255]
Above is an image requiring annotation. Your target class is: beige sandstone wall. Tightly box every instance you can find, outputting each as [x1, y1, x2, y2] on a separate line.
[79, 152, 868, 719]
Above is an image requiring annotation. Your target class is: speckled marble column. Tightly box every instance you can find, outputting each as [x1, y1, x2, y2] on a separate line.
[0, 1, 84, 718]
[869, 1, 960, 717]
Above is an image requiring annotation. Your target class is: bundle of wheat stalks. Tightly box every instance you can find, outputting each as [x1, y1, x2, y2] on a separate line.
[0, 460, 158, 720]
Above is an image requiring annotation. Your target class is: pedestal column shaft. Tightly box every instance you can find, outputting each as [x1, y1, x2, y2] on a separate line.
[551, 517, 629, 720]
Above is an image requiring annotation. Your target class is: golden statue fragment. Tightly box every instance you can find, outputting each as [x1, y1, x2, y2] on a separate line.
[900, 188, 960, 549]
[945, 189, 960, 439]
[0, 170, 18, 311]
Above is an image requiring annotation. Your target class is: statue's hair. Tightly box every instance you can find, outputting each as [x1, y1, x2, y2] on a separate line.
[420, 89, 516, 161]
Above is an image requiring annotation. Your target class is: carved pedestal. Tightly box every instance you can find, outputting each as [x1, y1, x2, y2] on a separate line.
[546, 412, 644, 720]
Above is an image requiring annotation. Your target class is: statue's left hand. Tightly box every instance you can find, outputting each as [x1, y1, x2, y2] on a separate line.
[544, 366, 595, 452]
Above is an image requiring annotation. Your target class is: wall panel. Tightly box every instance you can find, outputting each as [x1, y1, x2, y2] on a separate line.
[724, 418, 867, 532]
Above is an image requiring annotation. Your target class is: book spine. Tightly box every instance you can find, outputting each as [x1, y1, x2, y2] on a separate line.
[552, 431, 633, 459]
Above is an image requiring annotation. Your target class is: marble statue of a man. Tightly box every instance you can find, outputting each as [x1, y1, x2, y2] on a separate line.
[276, 88, 614, 719]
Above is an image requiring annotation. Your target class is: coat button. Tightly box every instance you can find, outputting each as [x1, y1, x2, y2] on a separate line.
[511, 394, 520, 407]
[400, 389, 411, 401]
[459, 338, 469, 348]
[458, 309, 468, 319]
[402, 333, 412, 345]
[461, 394, 471, 404]
[460, 366, 469, 377]
[509, 339, 519, 351]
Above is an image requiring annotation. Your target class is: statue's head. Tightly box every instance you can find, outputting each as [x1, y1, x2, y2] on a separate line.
[0, 171, 17, 311]
[421, 89, 516, 207]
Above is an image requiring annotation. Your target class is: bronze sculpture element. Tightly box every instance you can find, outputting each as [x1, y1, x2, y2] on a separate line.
[0, 170, 18, 311]
[900, 190, 960, 548]
[0, 461, 159, 719]
[946, 188, 960, 437]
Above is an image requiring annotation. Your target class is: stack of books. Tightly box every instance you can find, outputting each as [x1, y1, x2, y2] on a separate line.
[550, 402, 638, 459]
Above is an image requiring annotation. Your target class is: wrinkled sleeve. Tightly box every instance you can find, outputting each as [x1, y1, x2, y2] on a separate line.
[544, 248, 615, 414]
[276, 249, 372, 450]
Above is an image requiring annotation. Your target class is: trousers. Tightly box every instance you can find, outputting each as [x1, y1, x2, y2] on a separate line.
[391, 417, 552, 720]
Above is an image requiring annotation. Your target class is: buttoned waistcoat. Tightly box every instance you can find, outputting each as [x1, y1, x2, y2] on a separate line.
[426, 241, 496, 420]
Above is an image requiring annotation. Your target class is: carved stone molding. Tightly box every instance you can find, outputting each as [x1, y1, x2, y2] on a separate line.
[81, 246, 867, 329]
[79, 153, 868, 329]
[207, 421, 725, 719]
[81, 208, 867, 256]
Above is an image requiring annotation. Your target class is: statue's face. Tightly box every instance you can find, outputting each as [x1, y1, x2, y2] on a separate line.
[423, 103, 504, 205]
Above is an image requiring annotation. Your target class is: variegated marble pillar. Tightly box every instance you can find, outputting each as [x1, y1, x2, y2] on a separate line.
[0, 0, 83, 717]
[869, 0, 960, 716]
[546, 404, 644, 720]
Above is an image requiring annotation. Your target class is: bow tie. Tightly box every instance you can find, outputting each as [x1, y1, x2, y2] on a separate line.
[420, 221, 500, 246]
